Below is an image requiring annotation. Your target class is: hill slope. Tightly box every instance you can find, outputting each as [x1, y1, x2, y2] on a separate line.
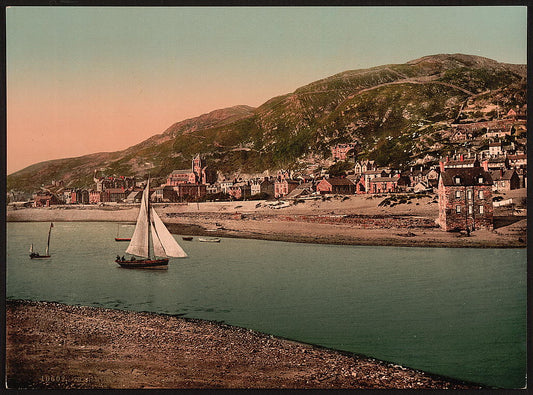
[7, 54, 527, 192]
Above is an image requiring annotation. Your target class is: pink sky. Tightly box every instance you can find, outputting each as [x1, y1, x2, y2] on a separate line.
[6, 6, 527, 175]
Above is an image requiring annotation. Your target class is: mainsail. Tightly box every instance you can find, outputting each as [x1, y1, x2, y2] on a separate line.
[125, 180, 150, 258]
[125, 179, 187, 259]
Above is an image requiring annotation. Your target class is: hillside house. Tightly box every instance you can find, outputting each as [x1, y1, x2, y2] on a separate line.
[507, 154, 527, 170]
[331, 143, 356, 161]
[437, 165, 493, 232]
[206, 184, 219, 195]
[228, 182, 251, 200]
[368, 176, 399, 194]
[258, 178, 275, 198]
[285, 182, 315, 199]
[177, 183, 206, 201]
[490, 169, 520, 192]
[482, 157, 509, 171]
[275, 179, 300, 198]
[250, 180, 261, 196]
[360, 170, 388, 192]
[354, 160, 376, 175]
[71, 189, 89, 205]
[102, 188, 127, 203]
[413, 182, 431, 194]
[220, 180, 234, 194]
[316, 177, 355, 195]
[442, 156, 480, 169]
[152, 186, 178, 203]
[33, 192, 60, 207]
[125, 190, 143, 203]
[485, 127, 512, 139]
[89, 190, 102, 204]
[62, 190, 73, 204]
[488, 142, 503, 157]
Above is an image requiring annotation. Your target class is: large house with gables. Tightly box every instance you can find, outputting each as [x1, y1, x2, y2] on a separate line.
[437, 162, 493, 232]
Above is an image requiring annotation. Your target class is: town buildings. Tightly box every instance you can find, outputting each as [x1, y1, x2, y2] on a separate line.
[316, 178, 355, 194]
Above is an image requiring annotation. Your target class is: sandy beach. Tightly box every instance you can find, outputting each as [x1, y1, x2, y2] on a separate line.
[7, 190, 527, 248]
[6, 300, 483, 389]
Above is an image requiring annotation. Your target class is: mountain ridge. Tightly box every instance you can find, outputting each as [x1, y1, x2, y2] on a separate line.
[7, 54, 527, 192]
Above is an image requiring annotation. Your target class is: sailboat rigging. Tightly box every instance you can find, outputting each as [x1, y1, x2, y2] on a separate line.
[115, 179, 187, 268]
[29, 222, 53, 259]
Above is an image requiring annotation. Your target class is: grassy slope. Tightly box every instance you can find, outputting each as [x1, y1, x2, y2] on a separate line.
[7, 54, 526, 192]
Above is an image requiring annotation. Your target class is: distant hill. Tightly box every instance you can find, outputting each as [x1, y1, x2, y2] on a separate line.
[7, 53, 527, 193]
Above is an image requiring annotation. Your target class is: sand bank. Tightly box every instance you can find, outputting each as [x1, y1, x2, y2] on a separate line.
[7, 191, 527, 248]
[6, 300, 482, 389]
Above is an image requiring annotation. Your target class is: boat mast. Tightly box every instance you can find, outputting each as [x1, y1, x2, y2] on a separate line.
[45, 223, 52, 255]
[147, 179, 152, 260]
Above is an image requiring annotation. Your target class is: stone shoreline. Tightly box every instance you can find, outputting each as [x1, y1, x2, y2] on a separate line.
[6, 300, 484, 389]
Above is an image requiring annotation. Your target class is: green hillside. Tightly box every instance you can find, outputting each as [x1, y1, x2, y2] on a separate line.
[7, 54, 527, 193]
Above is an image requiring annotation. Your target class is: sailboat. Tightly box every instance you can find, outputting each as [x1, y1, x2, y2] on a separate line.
[29, 222, 53, 259]
[115, 223, 131, 242]
[115, 179, 188, 268]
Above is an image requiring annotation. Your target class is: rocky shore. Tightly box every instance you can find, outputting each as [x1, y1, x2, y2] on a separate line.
[6, 300, 483, 389]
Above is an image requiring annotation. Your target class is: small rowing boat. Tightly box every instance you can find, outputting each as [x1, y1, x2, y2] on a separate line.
[198, 237, 221, 243]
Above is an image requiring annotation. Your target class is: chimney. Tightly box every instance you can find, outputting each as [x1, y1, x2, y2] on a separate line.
[460, 154, 464, 161]
[439, 161, 445, 173]
[482, 160, 489, 172]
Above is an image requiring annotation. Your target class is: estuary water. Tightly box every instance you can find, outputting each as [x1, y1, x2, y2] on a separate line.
[6, 221, 526, 388]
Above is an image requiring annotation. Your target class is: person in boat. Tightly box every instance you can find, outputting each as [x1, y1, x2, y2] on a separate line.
[116, 255, 121, 261]
[131, 256, 135, 261]
[121, 256, 125, 261]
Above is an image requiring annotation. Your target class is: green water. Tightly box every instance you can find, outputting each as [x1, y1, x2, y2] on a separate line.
[6, 222, 526, 388]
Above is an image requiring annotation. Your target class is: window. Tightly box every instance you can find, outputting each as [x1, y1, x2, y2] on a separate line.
[478, 190, 484, 200]
[455, 191, 461, 199]
[478, 176, 484, 183]
[454, 176, 461, 185]
[456, 205, 461, 213]
[467, 190, 472, 200]
[468, 205, 473, 215]
[479, 205, 484, 214]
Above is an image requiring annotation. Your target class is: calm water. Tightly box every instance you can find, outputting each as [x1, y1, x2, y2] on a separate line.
[6, 222, 526, 388]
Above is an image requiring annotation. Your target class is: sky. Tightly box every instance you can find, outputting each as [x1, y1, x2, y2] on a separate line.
[6, 6, 527, 174]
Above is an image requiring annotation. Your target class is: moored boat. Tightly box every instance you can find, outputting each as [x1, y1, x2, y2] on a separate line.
[29, 223, 53, 259]
[115, 224, 132, 241]
[198, 237, 221, 243]
[182, 236, 194, 241]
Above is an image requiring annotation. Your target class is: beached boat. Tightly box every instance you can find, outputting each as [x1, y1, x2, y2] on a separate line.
[115, 224, 131, 241]
[198, 237, 221, 243]
[29, 222, 53, 259]
[116, 179, 188, 269]
[182, 236, 194, 241]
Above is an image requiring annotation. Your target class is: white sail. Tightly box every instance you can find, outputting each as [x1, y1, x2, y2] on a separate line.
[125, 181, 150, 258]
[151, 207, 188, 258]
[150, 218, 167, 258]
[30, 244, 33, 253]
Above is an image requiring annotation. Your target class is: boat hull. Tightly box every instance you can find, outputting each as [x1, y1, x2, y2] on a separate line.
[114, 238, 132, 241]
[115, 258, 169, 269]
[30, 254, 51, 259]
